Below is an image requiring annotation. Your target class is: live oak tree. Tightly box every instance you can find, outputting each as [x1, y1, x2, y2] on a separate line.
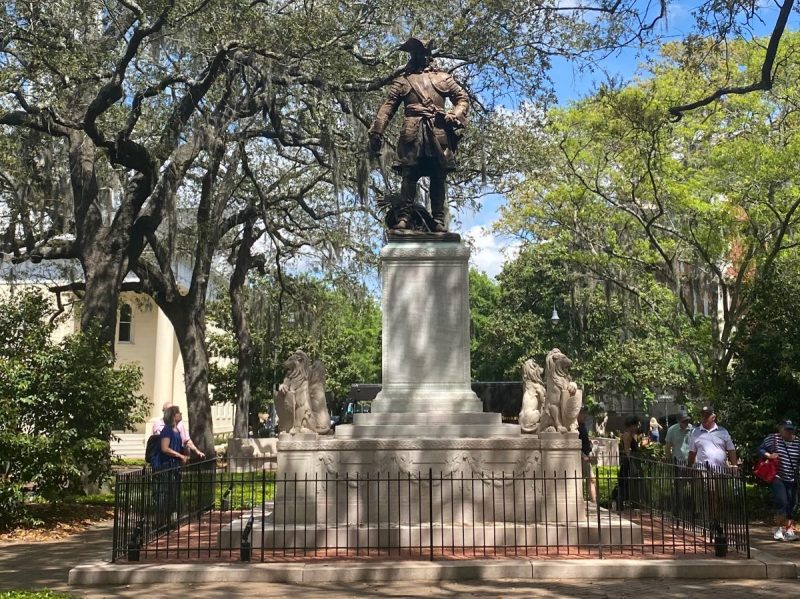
[1, 0, 670, 446]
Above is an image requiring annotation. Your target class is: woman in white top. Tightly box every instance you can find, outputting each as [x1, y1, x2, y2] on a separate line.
[649, 417, 663, 444]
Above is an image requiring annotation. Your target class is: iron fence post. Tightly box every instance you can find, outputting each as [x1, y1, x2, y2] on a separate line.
[428, 468, 434, 561]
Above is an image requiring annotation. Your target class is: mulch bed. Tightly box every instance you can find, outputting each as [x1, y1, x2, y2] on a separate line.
[0, 504, 114, 543]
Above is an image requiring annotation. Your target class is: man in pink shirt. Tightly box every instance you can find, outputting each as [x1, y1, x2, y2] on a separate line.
[152, 401, 206, 459]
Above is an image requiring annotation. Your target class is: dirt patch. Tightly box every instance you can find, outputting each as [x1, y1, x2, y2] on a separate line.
[0, 504, 113, 544]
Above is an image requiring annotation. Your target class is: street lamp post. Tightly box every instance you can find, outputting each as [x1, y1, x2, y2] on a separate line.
[657, 393, 674, 425]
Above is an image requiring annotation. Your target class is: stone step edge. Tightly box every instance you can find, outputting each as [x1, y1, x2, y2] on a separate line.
[68, 553, 796, 585]
[334, 425, 520, 438]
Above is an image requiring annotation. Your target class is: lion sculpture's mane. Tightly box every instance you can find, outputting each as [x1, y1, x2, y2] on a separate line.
[542, 348, 582, 433]
[275, 350, 331, 436]
[519, 359, 544, 434]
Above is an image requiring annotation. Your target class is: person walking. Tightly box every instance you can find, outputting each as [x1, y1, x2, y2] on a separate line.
[152, 401, 205, 460]
[153, 406, 187, 527]
[688, 406, 738, 470]
[649, 417, 663, 444]
[618, 416, 645, 509]
[577, 406, 597, 502]
[758, 420, 800, 541]
[687, 406, 738, 533]
[665, 411, 694, 519]
[665, 411, 693, 463]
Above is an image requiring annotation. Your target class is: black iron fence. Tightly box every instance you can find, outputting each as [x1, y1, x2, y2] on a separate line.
[112, 455, 750, 563]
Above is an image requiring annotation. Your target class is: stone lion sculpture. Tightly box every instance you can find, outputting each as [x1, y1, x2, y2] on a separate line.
[595, 413, 608, 436]
[541, 348, 582, 433]
[308, 361, 331, 434]
[519, 359, 544, 434]
[275, 350, 331, 435]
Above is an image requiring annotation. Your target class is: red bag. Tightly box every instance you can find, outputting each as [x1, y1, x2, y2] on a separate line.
[753, 458, 778, 483]
[753, 434, 778, 484]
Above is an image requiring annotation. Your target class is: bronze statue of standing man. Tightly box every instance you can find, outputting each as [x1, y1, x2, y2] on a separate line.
[369, 38, 469, 233]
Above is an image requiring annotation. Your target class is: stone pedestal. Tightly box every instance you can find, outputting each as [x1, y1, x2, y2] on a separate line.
[260, 238, 583, 551]
[225, 438, 278, 472]
[271, 432, 581, 526]
[336, 239, 515, 440]
[372, 240, 482, 414]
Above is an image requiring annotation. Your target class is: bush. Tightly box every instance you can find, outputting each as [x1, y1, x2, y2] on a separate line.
[0, 290, 147, 528]
[0, 482, 28, 530]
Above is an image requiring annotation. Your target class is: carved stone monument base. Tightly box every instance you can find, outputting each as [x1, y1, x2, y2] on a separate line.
[271, 432, 582, 529]
[220, 517, 644, 551]
[244, 239, 587, 552]
[225, 438, 278, 472]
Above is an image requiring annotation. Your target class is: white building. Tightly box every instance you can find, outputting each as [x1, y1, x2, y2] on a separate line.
[0, 259, 234, 458]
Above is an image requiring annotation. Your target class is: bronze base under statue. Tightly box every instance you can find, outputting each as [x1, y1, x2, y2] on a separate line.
[387, 229, 461, 243]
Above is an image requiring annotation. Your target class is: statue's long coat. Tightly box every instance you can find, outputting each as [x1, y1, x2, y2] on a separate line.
[369, 68, 469, 174]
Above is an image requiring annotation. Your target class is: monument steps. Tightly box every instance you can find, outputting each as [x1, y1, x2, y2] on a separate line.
[334, 423, 519, 439]
[219, 516, 643, 550]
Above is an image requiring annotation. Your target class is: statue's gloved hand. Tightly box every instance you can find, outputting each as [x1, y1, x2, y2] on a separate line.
[368, 132, 383, 154]
[444, 113, 464, 128]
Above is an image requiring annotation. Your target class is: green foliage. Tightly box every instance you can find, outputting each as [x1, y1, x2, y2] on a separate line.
[69, 493, 115, 506]
[0, 290, 146, 529]
[213, 472, 276, 510]
[208, 274, 381, 417]
[470, 244, 693, 406]
[726, 252, 800, 461]
[497, 34, 800, 413]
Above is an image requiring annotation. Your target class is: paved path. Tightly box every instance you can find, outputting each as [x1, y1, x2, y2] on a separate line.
[1, 521, 798, 598]
[0, 521, 112, 591]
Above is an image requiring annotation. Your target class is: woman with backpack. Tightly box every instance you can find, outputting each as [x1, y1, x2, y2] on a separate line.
[152, 406, 188, 527]
[759, 420, 800, 541]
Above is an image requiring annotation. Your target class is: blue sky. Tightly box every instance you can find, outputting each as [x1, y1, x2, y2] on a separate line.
[461, 0, 792, 277]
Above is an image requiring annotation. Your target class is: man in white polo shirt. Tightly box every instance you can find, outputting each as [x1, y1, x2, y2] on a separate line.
[687, 406, 738, 531]
[688, 406, 738, 469]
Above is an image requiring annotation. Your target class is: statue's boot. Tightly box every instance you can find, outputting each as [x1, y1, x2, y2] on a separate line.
[431, 213, 447, 232]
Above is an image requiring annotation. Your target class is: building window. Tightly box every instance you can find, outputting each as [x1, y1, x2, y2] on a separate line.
[118, 304, 133, 343]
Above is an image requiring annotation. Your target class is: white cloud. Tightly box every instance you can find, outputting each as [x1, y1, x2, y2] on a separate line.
[464, 224, 521, 279]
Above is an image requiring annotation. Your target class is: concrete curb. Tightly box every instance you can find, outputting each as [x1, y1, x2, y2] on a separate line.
[68, 553, 797, 585]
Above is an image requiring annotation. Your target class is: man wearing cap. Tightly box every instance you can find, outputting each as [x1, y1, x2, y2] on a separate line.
[665, 411, 693, 463]
[687, 406, 738, 530]
[577, 406, 597, 502]
[758, 420, 800, 541]
[369, 37, 469, 232]
[688, 406, 737, 470]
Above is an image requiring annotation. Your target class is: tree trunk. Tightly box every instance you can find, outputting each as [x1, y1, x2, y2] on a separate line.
[231, 283, 253, 439]
[173, 310, 216, 457]
[79, 246, 129, 350]
[230, 219, 258, 439]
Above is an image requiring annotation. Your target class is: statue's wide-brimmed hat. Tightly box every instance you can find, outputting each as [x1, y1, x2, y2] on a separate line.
[398, 37, 433, 55]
